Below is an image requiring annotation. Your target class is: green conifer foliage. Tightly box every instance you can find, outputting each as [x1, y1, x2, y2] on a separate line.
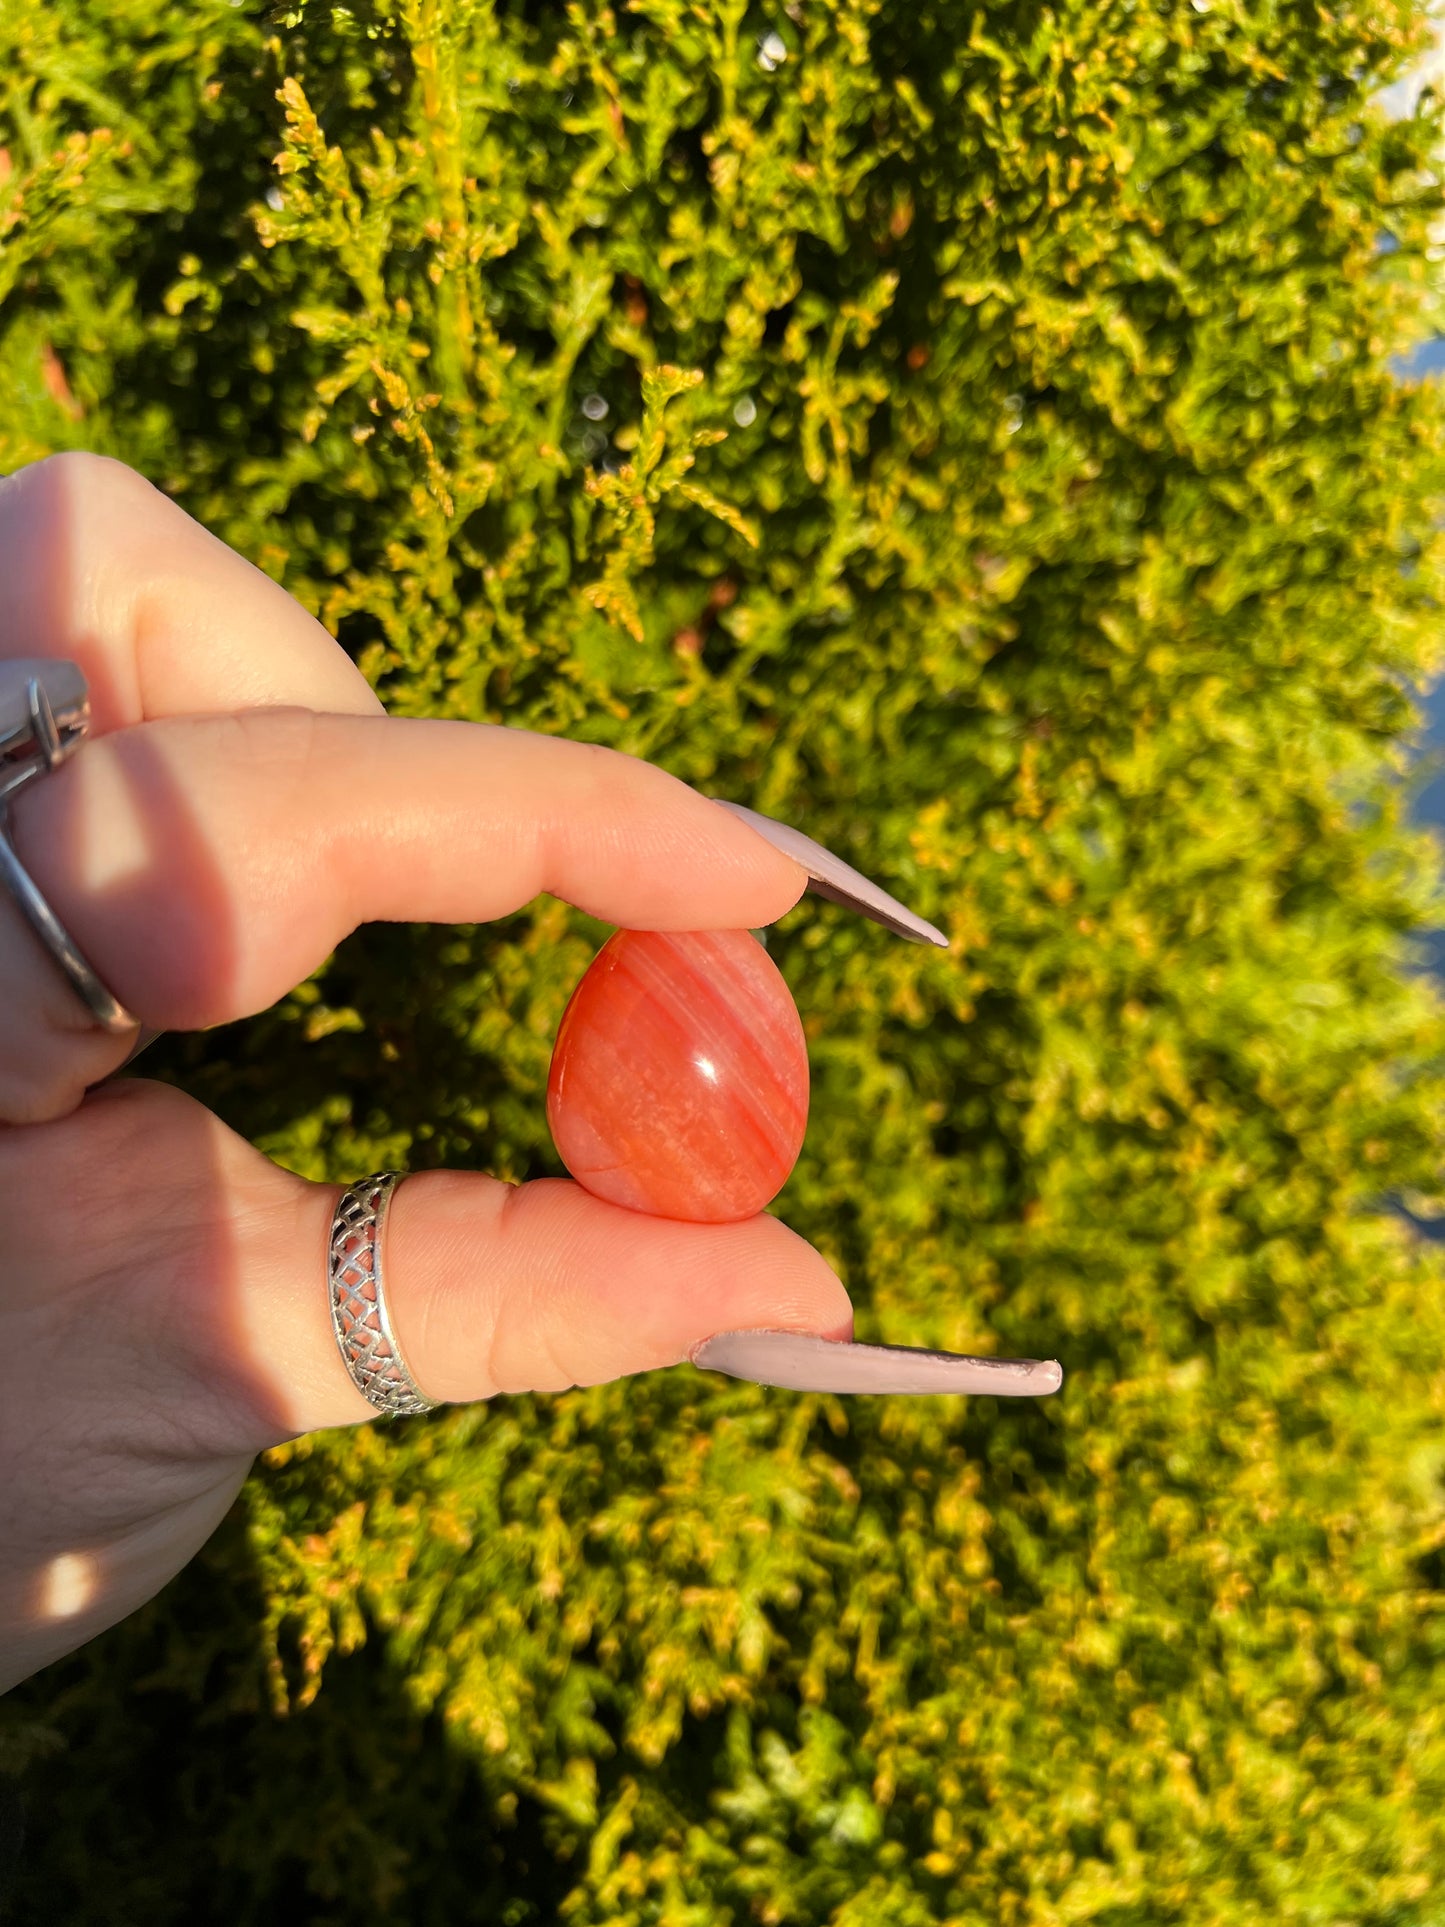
[5, 1, 1445, 1919]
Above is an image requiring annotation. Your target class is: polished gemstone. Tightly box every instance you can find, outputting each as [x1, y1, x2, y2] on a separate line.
[546, 928, 809, 1223]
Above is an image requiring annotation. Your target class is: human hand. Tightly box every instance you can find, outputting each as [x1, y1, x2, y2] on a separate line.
[0, 453, 1056, 1696]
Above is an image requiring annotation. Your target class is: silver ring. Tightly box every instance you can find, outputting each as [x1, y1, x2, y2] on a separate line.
[328, 1173, 441, 1417]
[0, 658, 136, 1034]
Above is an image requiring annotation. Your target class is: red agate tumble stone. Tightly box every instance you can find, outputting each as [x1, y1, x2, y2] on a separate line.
[546, 928, 809, 1223]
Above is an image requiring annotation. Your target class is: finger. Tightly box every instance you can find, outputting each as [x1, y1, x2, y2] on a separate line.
[2, 708, 808, 1115]
[293, 1169, 854, 1429]
[0, 453, 385, 1092]
[1, 1093, 824, 1690]
[0, 452, 384, 731]
[4, 1083, 852, 1452]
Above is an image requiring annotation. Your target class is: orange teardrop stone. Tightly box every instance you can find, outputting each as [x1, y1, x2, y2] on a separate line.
[546, 928, 809, 1223]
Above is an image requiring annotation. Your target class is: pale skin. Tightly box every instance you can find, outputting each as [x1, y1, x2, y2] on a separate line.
[0, 452, 853, 1695]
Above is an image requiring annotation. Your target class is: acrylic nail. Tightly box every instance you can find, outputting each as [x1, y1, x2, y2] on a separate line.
[690, 1329, 1063, 1396]
[713, 799, 948, 948]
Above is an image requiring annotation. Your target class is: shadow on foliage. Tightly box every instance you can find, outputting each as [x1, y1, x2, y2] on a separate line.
[0, 1505, 576, 1927]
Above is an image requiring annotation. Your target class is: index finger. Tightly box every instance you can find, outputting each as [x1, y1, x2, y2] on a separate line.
[12, 708, 813, 1030]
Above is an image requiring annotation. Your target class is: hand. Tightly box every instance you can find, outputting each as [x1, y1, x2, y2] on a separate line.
[0, 452, 853, 1693]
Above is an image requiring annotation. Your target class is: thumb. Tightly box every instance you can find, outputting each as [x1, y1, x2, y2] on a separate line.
[254, 1167, 854, 1434]
[362, 1171, 854, 1407]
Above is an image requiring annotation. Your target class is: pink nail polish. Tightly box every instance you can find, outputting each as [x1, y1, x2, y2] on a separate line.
[690, 1329, 1063, 1396]
[713, 800, 948, 948]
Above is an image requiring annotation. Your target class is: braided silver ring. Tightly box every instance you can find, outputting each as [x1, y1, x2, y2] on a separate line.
[0, 658, 136, 1034]
[328, 1173, 441, 1417]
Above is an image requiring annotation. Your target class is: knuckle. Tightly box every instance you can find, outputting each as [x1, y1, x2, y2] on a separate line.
[573, 734, 645, 800]
[150, 701, 322, 796]
[8, 449, 153, 522]
[92, 708, 325, 1026]
[48, 447, 154, 504]
[217, 702, 335, 901]
[167, 705, 323, 825]
[484, 1182, 581, 1397]
[227, 701, 323, 780]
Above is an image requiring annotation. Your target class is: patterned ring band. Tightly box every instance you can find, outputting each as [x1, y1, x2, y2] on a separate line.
[328, 1173, 441, 1417]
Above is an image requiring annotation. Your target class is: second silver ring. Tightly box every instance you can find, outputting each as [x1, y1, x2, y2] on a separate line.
[0, 659, 136, 1034]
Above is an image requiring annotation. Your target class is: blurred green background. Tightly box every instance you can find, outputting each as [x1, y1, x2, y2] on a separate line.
[5, 1, 1445, 1919]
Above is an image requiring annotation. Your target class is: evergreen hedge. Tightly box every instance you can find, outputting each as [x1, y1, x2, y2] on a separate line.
[5, 0, 1445, 1919]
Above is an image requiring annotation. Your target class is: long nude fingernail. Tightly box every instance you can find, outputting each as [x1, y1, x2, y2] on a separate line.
[690, 1329, 1063, 1396]
[713, 799, 948, 948]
